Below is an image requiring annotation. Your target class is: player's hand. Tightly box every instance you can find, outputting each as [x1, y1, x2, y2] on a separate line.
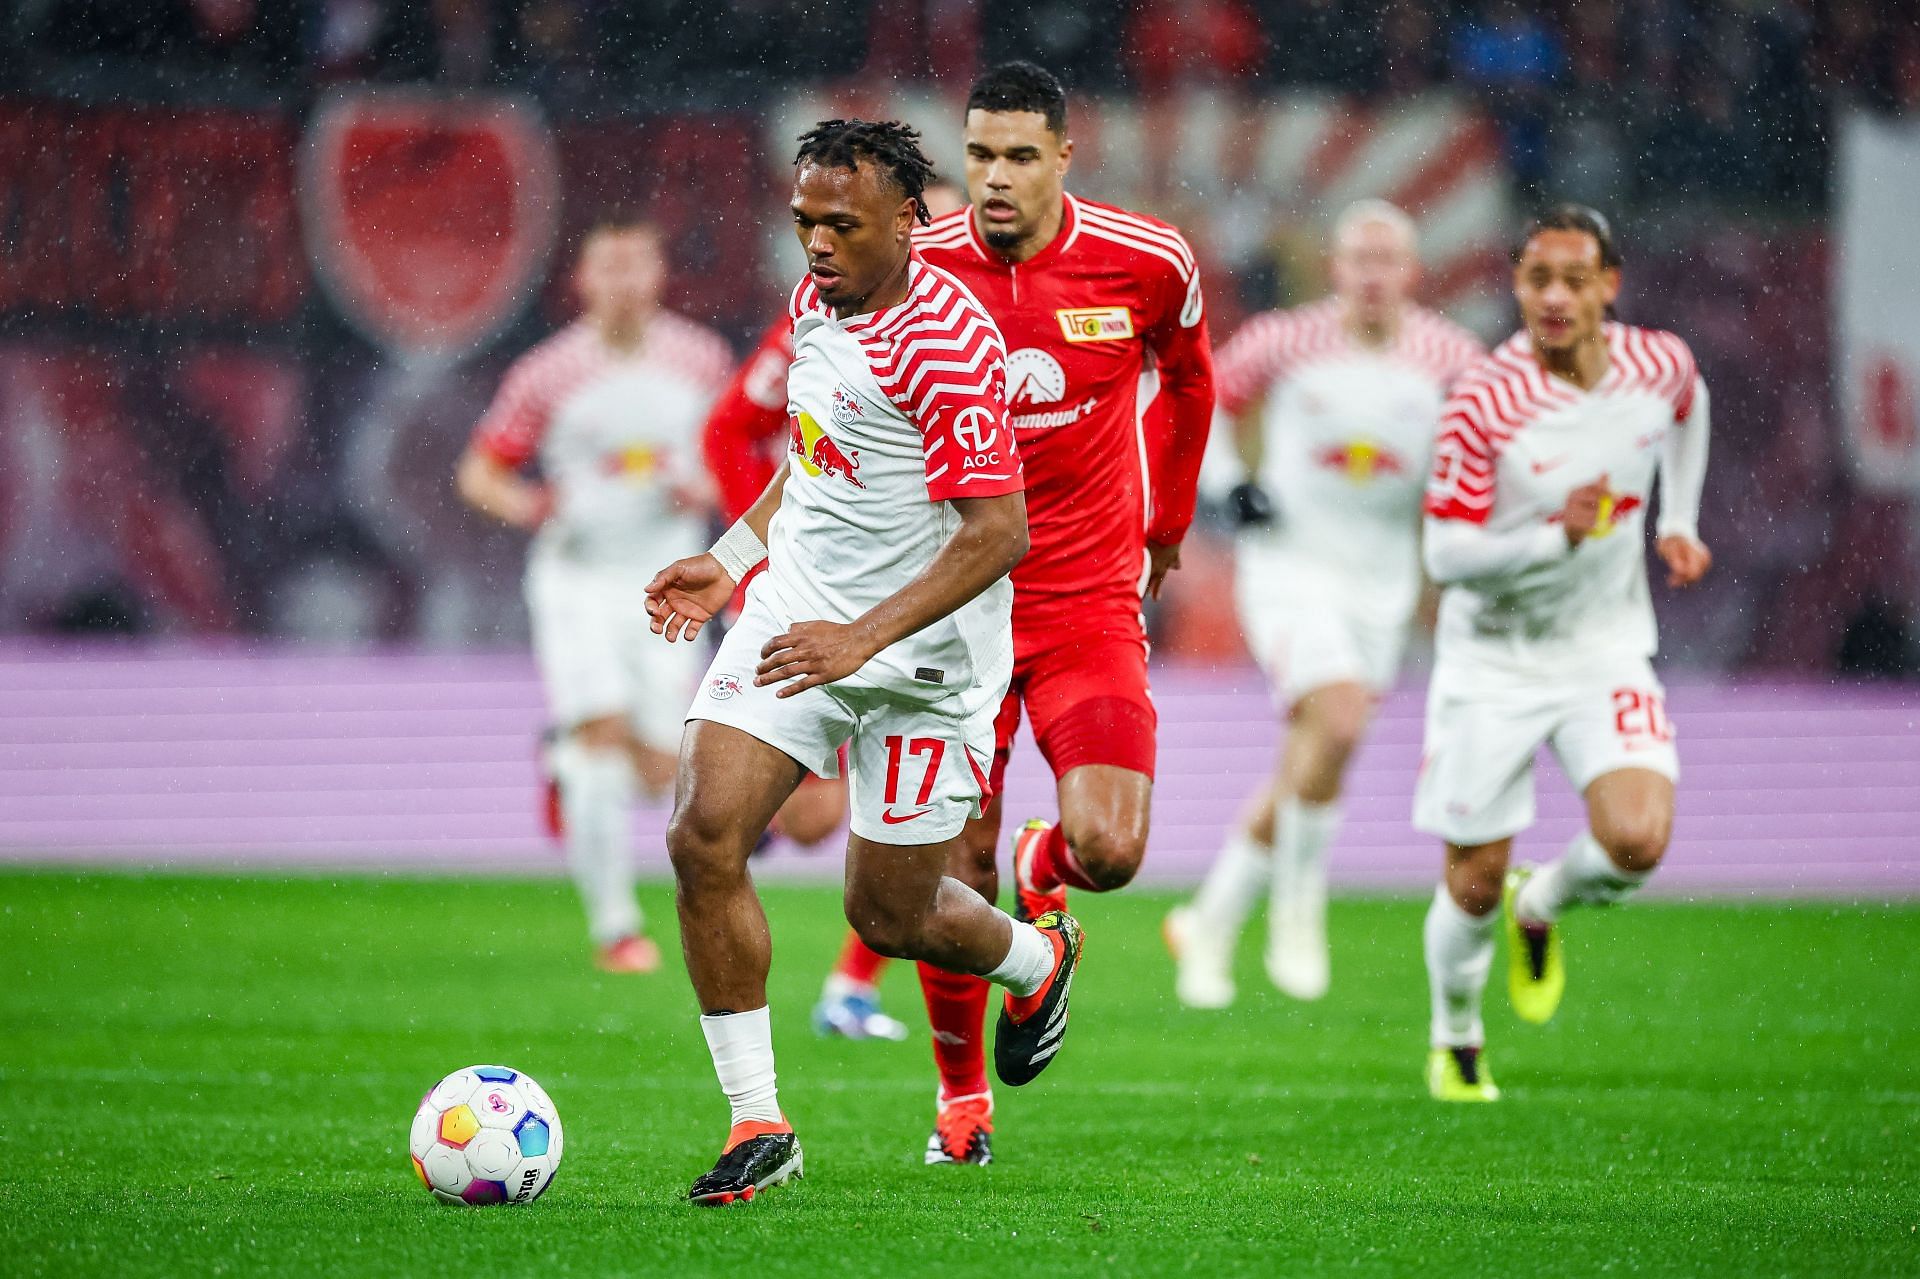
[1560, 474, 1610, 547]
[1226, 481, 1276, 528]
[506, 482, 554, 532]
[1656, 534, 1713, 587]
[645, 553, 735, 642]
[1146, 541, 1183, 600]
[755, 620, 877, 697]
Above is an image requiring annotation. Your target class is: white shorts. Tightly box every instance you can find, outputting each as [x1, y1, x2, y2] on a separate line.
[1413, 651, 1680, 846]
[526, 555, 706, 751]
[1236, 552, 1409, 704]
[686, 589, 997, 846]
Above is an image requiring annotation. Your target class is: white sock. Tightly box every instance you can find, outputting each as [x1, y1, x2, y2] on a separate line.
[1188, 829, 1271, 939]
[984, 918, 1056, 996]
[699, 1006, 783, 1128]
[552, 738, 641, 944]
[1517, 830, 1653, 923]
[1424, 884, 1496, 1047]
[1273, 797, 1341, 906]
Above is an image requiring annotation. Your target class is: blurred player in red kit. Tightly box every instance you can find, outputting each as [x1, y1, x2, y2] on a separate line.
[702, 182, 967, 1044]
[906, 61, 1215, 1165]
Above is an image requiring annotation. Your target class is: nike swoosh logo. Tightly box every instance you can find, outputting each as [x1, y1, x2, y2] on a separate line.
[881, 808, 932, 824]
[1530, 455, 1570, 474]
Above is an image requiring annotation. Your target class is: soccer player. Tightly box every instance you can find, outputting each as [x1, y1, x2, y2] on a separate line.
[1416, 205, 1712, 1101]
[907, 61, 1215, 1165]
[646, 119, 1084, 1205]
[455, 218, 731, 974]
[1166, 200, 1484, 1008]
[702, 182, 967, 1045]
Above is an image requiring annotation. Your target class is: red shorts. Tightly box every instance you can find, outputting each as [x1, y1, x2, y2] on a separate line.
[990, 612, 1157, 794]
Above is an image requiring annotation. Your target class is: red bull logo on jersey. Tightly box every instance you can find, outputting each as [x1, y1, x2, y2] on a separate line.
[789, 410, 866, 489]
[601, 444, 659, 480]
[1589, 493, 1643, 538]
[1315, 440, 1405, 482]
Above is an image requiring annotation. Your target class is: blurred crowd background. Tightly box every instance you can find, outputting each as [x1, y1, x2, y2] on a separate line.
[3, 0, 1917, 677]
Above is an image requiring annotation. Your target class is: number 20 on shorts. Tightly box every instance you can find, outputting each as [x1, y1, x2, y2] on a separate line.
[1612, 688, 1672, 744]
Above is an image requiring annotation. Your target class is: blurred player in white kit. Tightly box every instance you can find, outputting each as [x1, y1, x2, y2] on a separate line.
[1417, 206, 1712, 1101]
[1168, 200, 1483, 1008]
[455, 219, 732, 974]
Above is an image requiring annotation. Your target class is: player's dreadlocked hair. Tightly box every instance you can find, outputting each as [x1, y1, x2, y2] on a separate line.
[1513, 203, 1623, 269]
[794, 119, 939, 226]
[967, 61, 1068, 135]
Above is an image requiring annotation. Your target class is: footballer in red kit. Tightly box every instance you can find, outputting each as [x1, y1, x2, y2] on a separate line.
[906, 61, 1216, 1166]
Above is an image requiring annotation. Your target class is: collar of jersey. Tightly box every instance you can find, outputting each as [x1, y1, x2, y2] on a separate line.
[1513, 320, 1627, 398]
[962, 191, 1080, 272]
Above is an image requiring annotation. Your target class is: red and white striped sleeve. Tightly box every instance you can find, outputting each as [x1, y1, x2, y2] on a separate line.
[871, 266, 1022, 502]
[1213, 309, 1303, 417]
[471, 339, 569, 468]
[1424, 365, 1513, 525]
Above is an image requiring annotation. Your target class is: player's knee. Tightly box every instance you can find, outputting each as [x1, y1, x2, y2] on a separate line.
[1593, 811, 1670, 874]
[1067, 821, 1147, 890]
[843, 885, 923, 959]
[1445, 845, 1508, 916]
[664, 801, 746, 893]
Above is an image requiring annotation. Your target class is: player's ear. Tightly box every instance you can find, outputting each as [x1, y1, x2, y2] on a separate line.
[897, 196, 917, 243]
[1599, 267, 1622, 305]
[1057, 136, 1073, 179]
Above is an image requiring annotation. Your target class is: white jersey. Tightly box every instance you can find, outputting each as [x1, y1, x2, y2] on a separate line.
[472, 316, 732, 567]
[1217, 298, 1483, 622]
[1424, 321, 1706, 667]
[766, 259, 1022, 716]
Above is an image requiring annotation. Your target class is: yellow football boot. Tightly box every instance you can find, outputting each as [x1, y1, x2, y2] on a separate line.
[1426, 1046, 1501, 1102]
[1504, 865, 1565, 1024]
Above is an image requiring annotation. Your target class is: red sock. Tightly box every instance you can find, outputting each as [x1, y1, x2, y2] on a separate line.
[833, 931, 888, 987]
[917, 962, 991, 1100]
[1033, 823, 1103, 892]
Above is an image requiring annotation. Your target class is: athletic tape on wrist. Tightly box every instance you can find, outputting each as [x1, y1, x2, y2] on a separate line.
[710, 519, 768, 583]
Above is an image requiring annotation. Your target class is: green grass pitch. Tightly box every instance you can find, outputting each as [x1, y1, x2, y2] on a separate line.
[2, 870, 1915, 1277]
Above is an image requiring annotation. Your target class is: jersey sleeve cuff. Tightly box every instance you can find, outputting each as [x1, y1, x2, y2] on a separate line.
[926, 473, 1024, 503]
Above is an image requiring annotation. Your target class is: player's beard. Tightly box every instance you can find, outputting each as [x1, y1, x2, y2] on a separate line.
[980, 225, 1028, 254]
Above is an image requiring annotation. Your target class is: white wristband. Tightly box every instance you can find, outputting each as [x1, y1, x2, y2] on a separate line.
[710, 518, 768, 584]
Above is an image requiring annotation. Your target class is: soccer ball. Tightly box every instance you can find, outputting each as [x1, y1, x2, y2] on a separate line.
[409, 1065, 564, 1205]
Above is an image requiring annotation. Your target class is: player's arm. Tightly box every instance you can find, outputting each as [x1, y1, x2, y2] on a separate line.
[1654, 376, 1712, 587]
[645, 463, 790, 643]
[454, 448, 550, 530]
[754, 492, 1029, 698]
[1421, 400, 1582, 585]
[1140, 262, 1217, 596]
[702, 322, 793, 520]
[456, 358, 552, 530]
[1212, 315, 1279, 529]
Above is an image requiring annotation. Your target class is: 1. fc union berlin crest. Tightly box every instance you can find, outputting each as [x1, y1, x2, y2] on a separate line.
[300, 90, 560, 361]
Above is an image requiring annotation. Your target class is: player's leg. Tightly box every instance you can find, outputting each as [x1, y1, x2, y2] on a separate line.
[525, 559, 651, 970]
[1507, 670, 1680, 1023]
[1010, 631, 1157, 918]
[1263, 679, 1373, 1000]
[1412, 676, 1548, 1102]
[915, 693, 1014, 1161]
[674, 588, 847, 1204]
[790, 767, 909, 1041]
[670, 719, 810, 1205]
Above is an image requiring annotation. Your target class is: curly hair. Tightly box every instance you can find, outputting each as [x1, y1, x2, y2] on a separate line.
[966, 61, 1068, 135]
[794, 119, 939, 226]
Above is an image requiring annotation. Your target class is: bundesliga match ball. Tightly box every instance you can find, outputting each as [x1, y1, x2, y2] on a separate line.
[409, 1065, 564, 1205]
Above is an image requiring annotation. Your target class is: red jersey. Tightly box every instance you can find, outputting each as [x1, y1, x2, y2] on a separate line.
[914, 193, 1215, 622]
[702, 319, 794, 520]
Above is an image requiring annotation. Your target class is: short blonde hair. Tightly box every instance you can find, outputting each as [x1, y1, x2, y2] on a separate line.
[1333, 199, 1417, 251]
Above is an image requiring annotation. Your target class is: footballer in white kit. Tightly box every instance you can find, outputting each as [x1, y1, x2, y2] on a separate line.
[644, 121, 1084, 1206]
[456, 219, 731, 974]
[1416, 206, 1713, 1102]
[1169, 201, 1483, 1009]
